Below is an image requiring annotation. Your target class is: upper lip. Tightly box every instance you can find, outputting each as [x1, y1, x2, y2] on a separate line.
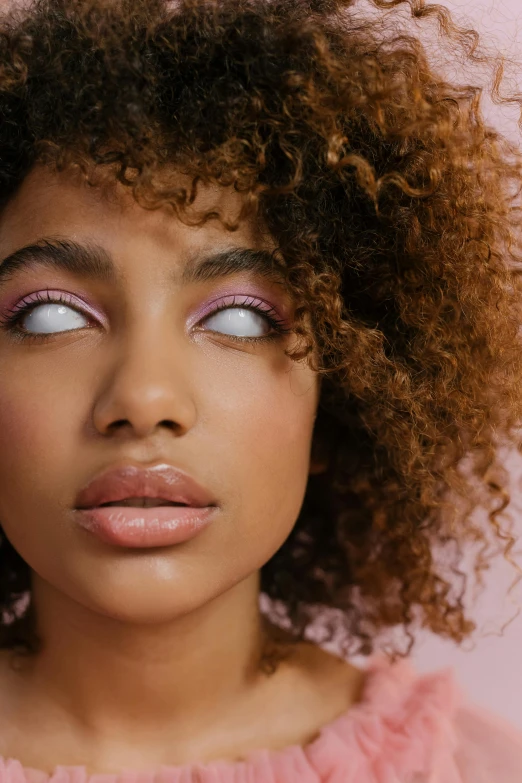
[75, 463, 217, 509]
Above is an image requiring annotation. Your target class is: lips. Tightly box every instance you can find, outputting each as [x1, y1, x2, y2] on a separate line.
[99, 498, 185, 508]
[75, 463, 217, 510]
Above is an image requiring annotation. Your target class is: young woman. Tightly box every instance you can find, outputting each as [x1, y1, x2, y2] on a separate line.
[0, 0, 520, 780]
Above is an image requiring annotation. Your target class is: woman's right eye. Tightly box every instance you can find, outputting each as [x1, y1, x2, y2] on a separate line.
[19, 302, 89, 334]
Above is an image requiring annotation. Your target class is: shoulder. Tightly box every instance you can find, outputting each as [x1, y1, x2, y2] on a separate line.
[323, 653, 522, 783]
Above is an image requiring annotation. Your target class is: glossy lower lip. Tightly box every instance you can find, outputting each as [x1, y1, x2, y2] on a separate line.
[73, 505, 218, 548]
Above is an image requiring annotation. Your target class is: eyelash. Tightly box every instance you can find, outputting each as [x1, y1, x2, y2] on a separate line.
[0, 290, 293, 346]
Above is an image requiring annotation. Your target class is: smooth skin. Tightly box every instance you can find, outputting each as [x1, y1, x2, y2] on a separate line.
[0, 164, 365, 774]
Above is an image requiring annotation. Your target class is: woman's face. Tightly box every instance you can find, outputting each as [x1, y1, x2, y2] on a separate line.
[0, 164, 320, 623]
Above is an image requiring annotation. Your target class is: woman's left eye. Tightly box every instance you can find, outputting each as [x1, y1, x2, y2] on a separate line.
[195, 295, 291, 344]
[202, 304, 277, 341]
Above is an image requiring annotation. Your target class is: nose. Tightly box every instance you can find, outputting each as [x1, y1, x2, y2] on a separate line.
[90, 321, 197, 440]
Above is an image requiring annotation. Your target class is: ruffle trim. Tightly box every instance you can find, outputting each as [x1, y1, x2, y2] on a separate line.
[0, 653, 466, 783]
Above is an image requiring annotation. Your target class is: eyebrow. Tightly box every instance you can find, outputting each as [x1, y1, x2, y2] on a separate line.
[0, 238, 287, 290]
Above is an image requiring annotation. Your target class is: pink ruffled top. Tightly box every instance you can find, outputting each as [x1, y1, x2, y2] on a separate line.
[1, 652, 521, 783]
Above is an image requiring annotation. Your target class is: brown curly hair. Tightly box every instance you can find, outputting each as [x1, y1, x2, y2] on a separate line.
[1, 0, 522, 667]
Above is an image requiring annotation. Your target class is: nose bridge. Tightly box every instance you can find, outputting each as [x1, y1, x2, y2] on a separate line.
[92, 294, 197, 438]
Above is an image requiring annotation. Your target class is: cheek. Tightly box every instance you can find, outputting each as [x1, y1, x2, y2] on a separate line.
[0, 390, 52, 561]
[216, 357, 316, 447]
[0, 391, 47, 481]
[0, 377, 79, 523]
[246, 377, 314, 461]
[208, 359, 318, 527]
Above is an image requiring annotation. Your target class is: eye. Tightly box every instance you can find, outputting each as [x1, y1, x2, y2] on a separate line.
[197, 295, 291, 344]
[21, 302, 88, 334]
[0, 290, 92, 341]
[203, 305, 272, 338]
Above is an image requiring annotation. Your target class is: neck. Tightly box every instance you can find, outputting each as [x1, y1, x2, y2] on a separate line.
[2, 570, 290, 763]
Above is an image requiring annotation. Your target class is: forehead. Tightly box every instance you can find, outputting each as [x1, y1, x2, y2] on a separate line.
[0, 163, 271, 254]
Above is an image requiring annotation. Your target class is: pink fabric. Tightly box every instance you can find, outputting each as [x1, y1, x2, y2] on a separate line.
[1, 652, 521, 783]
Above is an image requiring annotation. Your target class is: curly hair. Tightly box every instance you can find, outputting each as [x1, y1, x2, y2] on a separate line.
[0, 0, 522, 667]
